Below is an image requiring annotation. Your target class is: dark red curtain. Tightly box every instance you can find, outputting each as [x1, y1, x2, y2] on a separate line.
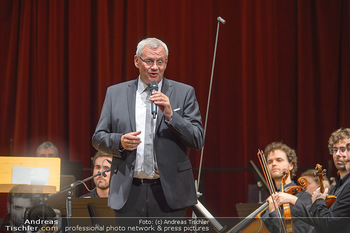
[0, 0, 349, 218]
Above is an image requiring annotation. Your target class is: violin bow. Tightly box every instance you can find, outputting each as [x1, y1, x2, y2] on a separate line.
[257, 149, 288, 233]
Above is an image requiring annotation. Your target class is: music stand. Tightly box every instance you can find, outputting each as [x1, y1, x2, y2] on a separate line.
[48, 197, 113, 218]
[47, 197, 115, 231]
[0, 156, 61, 192]
[61, 160, 84, 196]
[7, 184, 56, 194]
[249, 160, 268, 191]
[249, 160, 272, 203]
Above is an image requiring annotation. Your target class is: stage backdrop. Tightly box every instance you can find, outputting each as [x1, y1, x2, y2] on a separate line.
[0, 0, 349, 218]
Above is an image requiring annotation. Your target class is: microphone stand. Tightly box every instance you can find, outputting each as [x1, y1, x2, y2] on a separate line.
[48, 168, 111, 233]
[197, 16, 226, 191]
[10, 138, 13, 155]
[193, 16, 226, 233]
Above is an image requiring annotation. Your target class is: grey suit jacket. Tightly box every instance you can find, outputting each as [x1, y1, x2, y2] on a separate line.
[92, 77, 204, 210]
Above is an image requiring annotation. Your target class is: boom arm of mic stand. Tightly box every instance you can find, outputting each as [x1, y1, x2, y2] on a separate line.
[53, 167, 111, 196]
[48, 168, 111, 215]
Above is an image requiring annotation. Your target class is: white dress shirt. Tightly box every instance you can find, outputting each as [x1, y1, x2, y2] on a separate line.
[134, 77, 162, 179]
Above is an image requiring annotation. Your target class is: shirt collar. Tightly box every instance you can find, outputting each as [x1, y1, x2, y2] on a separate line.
[276, 181, 296, 192]
[336, 171, 350, 186]
[137, 77, 162, 93]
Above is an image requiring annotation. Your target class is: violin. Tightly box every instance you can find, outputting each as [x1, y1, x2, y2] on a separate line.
[315, 164, 337, 208]
[285, 176, 308, 195]
[281, 169, 295, 233]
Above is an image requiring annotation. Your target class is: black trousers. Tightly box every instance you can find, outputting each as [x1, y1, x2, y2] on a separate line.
[114, 179, 186, 218]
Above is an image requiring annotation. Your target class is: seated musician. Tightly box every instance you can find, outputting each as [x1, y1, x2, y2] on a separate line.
[261, 141, 312, 233]
[80, 151, 112, 198]
[300, 169, 330, 195]
[36, 141, 59, 157]
[272, 128, 350, 233]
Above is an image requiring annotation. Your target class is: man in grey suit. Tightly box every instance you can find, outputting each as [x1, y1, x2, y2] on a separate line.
[92, 38, 204, 218]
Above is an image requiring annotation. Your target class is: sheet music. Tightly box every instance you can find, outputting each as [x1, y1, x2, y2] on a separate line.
[12, 166, 49, 185]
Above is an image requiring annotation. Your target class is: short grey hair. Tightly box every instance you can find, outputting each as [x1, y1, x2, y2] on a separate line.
[136, 38, 169, 58]
[36, 141, 59, 157]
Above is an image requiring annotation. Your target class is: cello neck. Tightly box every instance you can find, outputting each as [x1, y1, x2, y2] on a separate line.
[227, 202, 269, 233]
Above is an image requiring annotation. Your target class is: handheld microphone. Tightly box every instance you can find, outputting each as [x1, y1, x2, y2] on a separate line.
[150, 81, 158, 119]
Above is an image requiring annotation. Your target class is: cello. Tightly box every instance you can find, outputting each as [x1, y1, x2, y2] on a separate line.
[314, 164, 337, 208]
[227, 201, 270, 233]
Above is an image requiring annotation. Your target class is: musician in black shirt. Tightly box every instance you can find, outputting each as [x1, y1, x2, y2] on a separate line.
[274, 128, 350, 233]
[80, 151, 112, 198]
[261, 142, 313, 233]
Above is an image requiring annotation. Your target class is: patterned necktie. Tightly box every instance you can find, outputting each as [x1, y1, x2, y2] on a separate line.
[143, 87, 154, 175]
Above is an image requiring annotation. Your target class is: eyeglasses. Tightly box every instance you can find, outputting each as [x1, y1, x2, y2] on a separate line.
[139, 57, 166, 67]
[330, 146, 350, 155]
